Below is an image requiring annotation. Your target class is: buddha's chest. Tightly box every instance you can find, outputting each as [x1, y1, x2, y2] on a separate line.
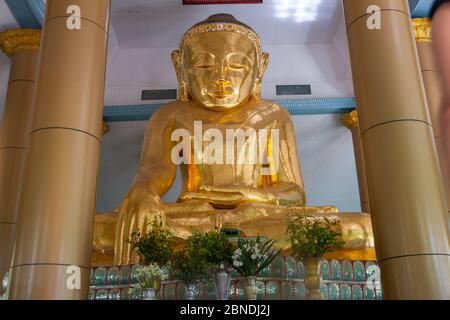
[176, 116, 268, 133]
[174, 121, 277, 188]
[174, 103, 275, 132]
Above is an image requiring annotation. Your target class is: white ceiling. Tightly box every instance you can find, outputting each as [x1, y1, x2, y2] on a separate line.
[105, 0, 353, 105]
[0, 0, 18, 32]
[110, 0, 343, 48]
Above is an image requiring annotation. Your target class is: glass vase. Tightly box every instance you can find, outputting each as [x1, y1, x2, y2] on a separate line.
[215, 265, 230, 300]
[142, 287, 157, 300]
[185, 283, 196, 300]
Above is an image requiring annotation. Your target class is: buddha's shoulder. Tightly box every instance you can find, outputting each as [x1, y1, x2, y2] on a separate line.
[252, 99, 292, 120]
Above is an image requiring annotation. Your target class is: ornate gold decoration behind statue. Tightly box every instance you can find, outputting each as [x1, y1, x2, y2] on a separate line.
[412, 18, 431, 43]
[0, 29, 41, 56]
[97, 14, 375, 266]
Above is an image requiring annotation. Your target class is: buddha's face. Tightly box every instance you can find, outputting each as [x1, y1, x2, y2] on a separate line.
[182, 31, 260, 110]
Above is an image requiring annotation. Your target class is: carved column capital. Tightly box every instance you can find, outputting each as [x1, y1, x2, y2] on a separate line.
[0, 29, 41, 56]
[412, 18, 431, 43]
[341, 109, 359, 130]
[102, 122, 109, 135]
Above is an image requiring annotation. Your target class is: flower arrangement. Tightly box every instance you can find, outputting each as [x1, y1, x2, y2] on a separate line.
[128, 263, 169, 298]
[286, 214, 345, 260]
[129, 217, 174, 266]
[136, 263, 168, 289]
[231, 236, 280, 277]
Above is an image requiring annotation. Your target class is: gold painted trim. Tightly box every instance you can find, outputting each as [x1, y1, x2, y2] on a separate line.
[0, 29, 41, 56]
[412, 18, 431, 43]
[341, 110, 359, 129]
[181, 22, 262, 54]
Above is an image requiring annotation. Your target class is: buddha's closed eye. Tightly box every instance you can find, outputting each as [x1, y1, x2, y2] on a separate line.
[196, 64, 214, 69]
[229, 63, 245, 70]
[226, 53, 251, 72]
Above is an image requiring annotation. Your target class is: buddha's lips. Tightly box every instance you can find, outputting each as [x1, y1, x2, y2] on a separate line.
[211, 91, 233, 98]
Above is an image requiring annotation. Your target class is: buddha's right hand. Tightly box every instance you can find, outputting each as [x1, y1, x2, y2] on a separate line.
[114, 187, 165, 265]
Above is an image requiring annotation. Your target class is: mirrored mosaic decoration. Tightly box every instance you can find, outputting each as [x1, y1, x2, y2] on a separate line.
[89, 258, 383, 300]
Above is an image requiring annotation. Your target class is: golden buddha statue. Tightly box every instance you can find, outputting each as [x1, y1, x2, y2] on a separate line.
[96, 14, 374, 266]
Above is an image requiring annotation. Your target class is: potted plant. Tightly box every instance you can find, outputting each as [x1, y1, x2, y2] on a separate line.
[187, 230, 234, 300]
[129, 217, 174, 267]
[231, 236, 280, 300]
[171, 241, 210, 300]
[129, 263, 168, 300]
[286, 214, 345, 300]
[128, 218, 173, 299]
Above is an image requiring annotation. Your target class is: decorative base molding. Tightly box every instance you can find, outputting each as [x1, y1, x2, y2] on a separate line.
[89, 258, 382, 300]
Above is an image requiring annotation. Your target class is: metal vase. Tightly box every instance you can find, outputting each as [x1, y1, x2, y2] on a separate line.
[215, 267, 231, 300]
[245, 276, 258, 300]
[304, 257, 323, 300]
[185, 283, 196, 300]
[142, 287, 157, 300]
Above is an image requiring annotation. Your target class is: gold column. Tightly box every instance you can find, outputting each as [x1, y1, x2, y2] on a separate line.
[0, 29, 40, 295]
[413, 18, 450, 214]
[342, 0, 450, 299]
[341, 110, 371, 213]
[9, 0, 110, 299]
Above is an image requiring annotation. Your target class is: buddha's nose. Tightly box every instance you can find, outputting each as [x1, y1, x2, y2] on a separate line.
[212, 79, 232, 91]
[214, 79, 232, 86]
[212, 62, 229, 81]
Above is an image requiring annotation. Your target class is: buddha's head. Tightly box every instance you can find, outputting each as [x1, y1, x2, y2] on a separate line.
[172, 14, 269, 111]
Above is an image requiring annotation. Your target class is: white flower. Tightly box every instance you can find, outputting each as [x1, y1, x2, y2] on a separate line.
[251, 254, 257, 260]
[233, 260, 243, 268]
[136, 263, 164, 288]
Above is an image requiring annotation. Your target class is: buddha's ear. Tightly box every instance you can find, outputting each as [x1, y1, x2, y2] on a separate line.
[252, 52, 270, 99]
[171, 50, 190, 101]
[258, 52, 270, 80]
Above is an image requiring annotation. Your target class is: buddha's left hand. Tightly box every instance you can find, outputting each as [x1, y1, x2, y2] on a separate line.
[198, 185, 277, 205]
[197, 183, 305, 206]
[179, 188, 245, 207]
